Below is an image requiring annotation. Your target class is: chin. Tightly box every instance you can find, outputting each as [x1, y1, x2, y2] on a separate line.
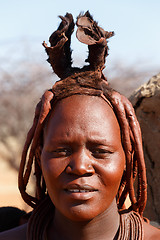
[59, 203, 108, 222]
[65, 212, 97, 222]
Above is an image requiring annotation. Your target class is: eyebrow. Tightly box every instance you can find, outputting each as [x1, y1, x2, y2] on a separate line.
[45, 135, 115, 147]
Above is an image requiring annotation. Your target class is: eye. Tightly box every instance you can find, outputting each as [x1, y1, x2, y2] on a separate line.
[91, 148, 113, 159]
[50, 147, 72, 158]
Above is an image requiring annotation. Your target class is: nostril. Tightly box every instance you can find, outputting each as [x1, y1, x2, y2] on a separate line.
[65, 165, 72, 174]
[65, 164, 94, 176]
[83, 172, 93, 177]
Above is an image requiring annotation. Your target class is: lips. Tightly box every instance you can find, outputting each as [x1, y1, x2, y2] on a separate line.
[64, 184, 98, 193]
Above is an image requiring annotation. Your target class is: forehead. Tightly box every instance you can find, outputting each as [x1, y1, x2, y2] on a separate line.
[44, 95, 121, 141]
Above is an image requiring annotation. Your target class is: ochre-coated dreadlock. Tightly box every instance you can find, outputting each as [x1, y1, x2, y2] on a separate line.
[18, 12, 147, 232]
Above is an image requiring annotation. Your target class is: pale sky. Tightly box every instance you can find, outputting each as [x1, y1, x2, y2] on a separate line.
[1, 0, 160, 71]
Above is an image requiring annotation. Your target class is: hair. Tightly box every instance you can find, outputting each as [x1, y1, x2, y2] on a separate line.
[18, 11, 147, 224]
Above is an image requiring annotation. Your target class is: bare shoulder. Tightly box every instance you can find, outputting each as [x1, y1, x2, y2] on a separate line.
[0, 223, 27, 240]
[143, 221, 160, 240]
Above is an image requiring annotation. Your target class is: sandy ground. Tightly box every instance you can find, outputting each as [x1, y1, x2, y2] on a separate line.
[0, 158, 31, 212]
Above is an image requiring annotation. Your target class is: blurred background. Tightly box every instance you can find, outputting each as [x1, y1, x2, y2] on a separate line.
[0, 0, 160, 211]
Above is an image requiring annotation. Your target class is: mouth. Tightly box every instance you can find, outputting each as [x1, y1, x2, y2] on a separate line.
[64, 184, 98, 194]
[66, 189, 95, 193]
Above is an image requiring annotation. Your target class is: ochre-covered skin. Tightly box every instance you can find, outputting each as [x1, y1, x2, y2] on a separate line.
[42, 95, 125, 222]
[40, 95, 124, 239]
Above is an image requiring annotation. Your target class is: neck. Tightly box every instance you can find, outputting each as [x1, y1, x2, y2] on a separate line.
[48, 199, 120, 240]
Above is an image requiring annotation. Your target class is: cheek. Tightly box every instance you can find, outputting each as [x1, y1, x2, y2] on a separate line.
[98, 152, 125, 188]
[41, 151, 66, 184]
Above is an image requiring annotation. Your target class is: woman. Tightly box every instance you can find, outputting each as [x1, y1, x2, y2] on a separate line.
[0, 11, 159, 240]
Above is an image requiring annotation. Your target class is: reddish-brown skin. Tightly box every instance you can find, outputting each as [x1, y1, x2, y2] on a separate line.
[41, 95, 125, 239]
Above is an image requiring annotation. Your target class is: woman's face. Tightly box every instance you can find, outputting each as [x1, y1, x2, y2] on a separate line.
[41, 95, 125, 221]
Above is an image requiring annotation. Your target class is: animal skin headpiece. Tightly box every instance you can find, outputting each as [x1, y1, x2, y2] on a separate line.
[42, 11, 114, 80]
[42, 11, 114, 105]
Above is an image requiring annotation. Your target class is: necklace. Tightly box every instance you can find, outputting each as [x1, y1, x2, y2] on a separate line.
[43, 211, 144, 240]
[117, 210, 144, 240]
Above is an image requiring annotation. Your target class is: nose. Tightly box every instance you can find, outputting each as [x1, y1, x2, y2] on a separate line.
[65, 148, 95, 176]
